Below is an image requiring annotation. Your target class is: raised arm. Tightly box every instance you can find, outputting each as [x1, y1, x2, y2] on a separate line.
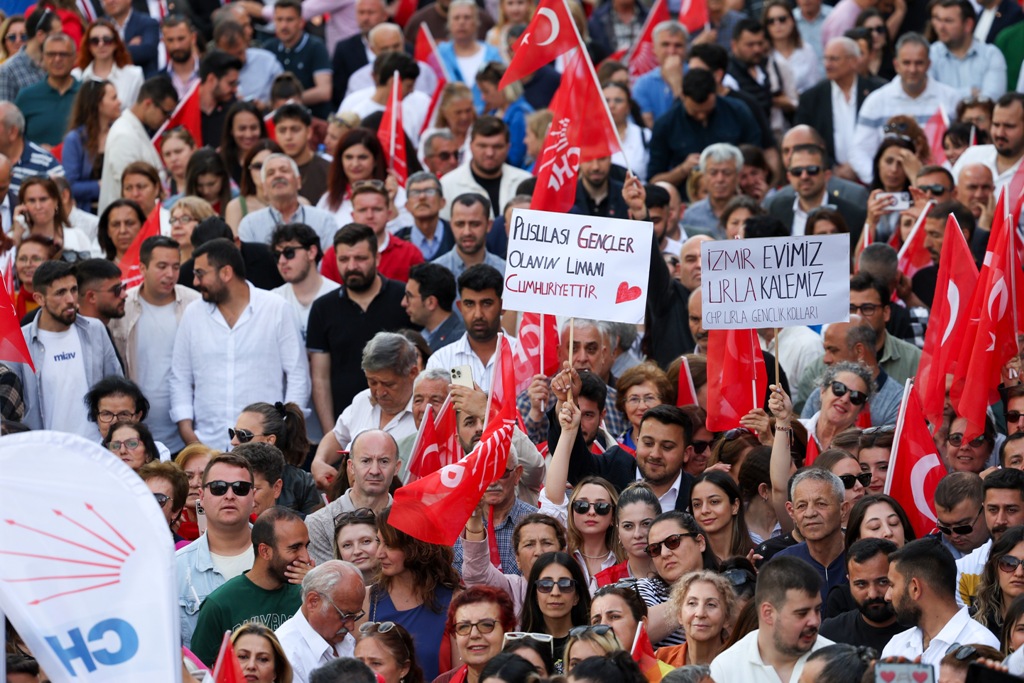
[767, 383, 796, 534]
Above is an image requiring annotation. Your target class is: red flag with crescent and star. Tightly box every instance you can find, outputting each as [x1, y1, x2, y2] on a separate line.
[885, 382, 945, 538]
[500, 0, 581, 88]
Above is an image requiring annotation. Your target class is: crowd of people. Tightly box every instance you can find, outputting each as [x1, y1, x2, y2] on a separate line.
[2, 0, 1024, 681]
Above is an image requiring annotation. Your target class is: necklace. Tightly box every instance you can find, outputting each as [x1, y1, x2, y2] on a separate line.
[579, 550, 608, 560]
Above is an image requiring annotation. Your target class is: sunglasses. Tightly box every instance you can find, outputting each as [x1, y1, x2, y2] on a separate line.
[830, 381, 867, 405]
[568, 624, 613, 637]
[273, 246, 307, 260]
[765, 14, 790, 24]
[788, 165, 822, 177]
[947, 432, 987, 448]
[534, 577, 576, 593]
[5, 33, 27, 43]
[838, 473, 872, 489]
[868, 25, 887, 34]
[336, 507, 376, 528]
[204, 480, 254, 496]
[572, 500, 613, 515]
[407, 187, 440, 198]
[153, 493, 170, 507]
[89, 35, 116, 46]
[999, 556, 1024, 574]
[884, 122, 910, 134]
[723, 568, 756, 589]
[690, 440, 711, 454]
[1007, 411, 1024, 423]
[936, 507, 982, 536]
[352, 179, 385, 190]
[916, 183, 948, 195]
[108, 438, 141, 451]
[945, 643, 980, 661]
[453, 618, 498, 635]
[249, 162, 264, 171]
[644, 532, 695, 557]
[228, 427, 262, 443]
[431, 150, 461, 162]
[503, 632, 554, 655]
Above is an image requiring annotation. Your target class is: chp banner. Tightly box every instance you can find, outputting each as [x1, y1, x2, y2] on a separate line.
[700, 234, 850, 329]
[504, 208, 652, 324]
[0, 431, 181, 682]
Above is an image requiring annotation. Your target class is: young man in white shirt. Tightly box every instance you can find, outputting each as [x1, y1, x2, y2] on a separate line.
[270, 223, 339, 343]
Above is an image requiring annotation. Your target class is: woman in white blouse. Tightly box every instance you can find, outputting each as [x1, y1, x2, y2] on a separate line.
[603, 82, 650, 181]
[72, 20, 143, 112]
[762, 0, 821, 96]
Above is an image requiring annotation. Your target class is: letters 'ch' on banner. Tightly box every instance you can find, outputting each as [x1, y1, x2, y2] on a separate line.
[700, 234, 851, 329]
[0, 431, 181, 682]
[503, 208, 652, 324]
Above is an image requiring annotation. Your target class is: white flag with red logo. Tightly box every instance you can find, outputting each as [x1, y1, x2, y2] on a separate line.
[625, 0, 669, 82]
[885, 382, 946, 538]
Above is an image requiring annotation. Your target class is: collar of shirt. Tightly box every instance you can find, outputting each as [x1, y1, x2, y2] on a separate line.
[202, 281, 257, 327]
[410, 224, 442, 252]
[279, 33, 310, 55]
[292, 608, 338, 662]
[380, 232, 391, 253]
[936, 39, 981, 61]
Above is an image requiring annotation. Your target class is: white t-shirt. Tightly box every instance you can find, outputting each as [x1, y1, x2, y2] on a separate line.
[455, 48, 486, 88]
[136, 298, 182, 451]
[271, 278, 340, 342]
[37, 327, 93, 438]
[210, 546, 255, 581]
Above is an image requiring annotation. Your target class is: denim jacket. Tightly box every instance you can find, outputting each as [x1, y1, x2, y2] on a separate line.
[175, 534, 250, 649]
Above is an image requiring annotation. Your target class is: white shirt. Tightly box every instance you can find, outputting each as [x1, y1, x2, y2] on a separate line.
[100, 109, 164, 213]
[881, 606, 1000, 672]
[336, 89, 430, 147]
[72, 62, 144, 112]
[830, 80, 858, 165]
[635, 468, 683, 512]
[950, 143, 1024, 196]
[276, 608, 355, 683]
[760, 327, 825, 406]
[709, 629, 834, 683]
[136, 298, 182, 451]
[272, 278, 340, 343]
[331, 388, 417, 450]
[344, 61, 440, 102]
[37, 327, 93, 438]
[169, 283, 310, 449]
[612, 121, 651, 182]
[975, 6, 996, 41]
[425, 334, 520, 394]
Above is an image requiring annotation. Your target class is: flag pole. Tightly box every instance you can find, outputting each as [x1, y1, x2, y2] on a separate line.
[540, 313, 547, 413]
[750, 328, 758, 409]
[389, 71, 399, 176]
[773, 328, 779, 395]
[884, 379, 914, 496]
[568, 318, 575, 403]
[484, 332, 504, 428]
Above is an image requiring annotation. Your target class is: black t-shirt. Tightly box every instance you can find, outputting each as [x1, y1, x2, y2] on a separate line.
[471, 170, 502, 216]
[755, 532, 798, 566]
[298, 156, 331, 206]
[305, 276, 411, 418]
[202, 98, 234, 151]
[819, 609, 905, 655]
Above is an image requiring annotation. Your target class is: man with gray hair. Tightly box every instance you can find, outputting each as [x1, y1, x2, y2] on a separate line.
[238, 153, 338, 252]
[0, 102, 63, 202]
[681, 143, 743, 235]
[421, 130, 462, 179]
[632, 21, 689, 127]
[276, 560, 365, 682]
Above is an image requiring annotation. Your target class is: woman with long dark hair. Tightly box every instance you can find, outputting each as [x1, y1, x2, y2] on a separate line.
[318, 128, 410, 230]
[520, 551, 592, 673]
[184, 148, 235, 217]
[63, 79, 121, 209]
[220, 101, 267, 185]
[691, 470, 754, 562]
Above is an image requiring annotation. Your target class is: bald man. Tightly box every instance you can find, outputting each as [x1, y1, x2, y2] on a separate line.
[344, 22, 439, 98]
[679, 235, 712, 292]
[956, 162, 996, 261]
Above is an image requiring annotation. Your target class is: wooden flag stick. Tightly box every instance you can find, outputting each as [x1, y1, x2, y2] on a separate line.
[774, 328, 780, 394]
[568, 318, 575, 403]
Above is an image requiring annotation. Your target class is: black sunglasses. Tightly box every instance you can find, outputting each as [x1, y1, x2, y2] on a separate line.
[335, 507, 376, 528]
[644, 532, 695, 557]
[535, 577, 576, 593]
[723, 568, 756, 589]
[947, 432, 987, 448]
[884, 121, 910, 134]
[1006, 411, 1024, 423]
[228, 427, 261, 443]
[998, 556, 1024, 574]
[153, 493, 170, 507]
[830, 381, 867, 405]
[89, 35, 116, 46]
[945, 643, 979, 661]
[690, 440, 711, 454]
[936, 507, 982, 536]
[273, 246, 307, 260]
[788, 165, 822, 177]
[916, 183, 948, 195]
[569, 624, 613, 637]
[838, 473, 872, 489]
[572, 500, 613, 516]
[204, 480, 253, 496]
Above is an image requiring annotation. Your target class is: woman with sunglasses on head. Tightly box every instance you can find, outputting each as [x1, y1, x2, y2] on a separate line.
[566, 651, 646, 683]
[594, 483, 661, 587]
[501, 635, 553, 676]
[543, 398, 622, 592]
[520, 551, 592, 673]
[564, 625, 623, 672]
[0, 16, 26, 63]
[355, 620, 422, 683]
[813, 449, 869, 528]
[63, 79, 121, 211]
[230, 622, 294, 683]
[435, 586, 516, 683]
[335, 507, 381, 583]
[72, 19, 142, 110]
[973, 527, 1024, 638]
[691, 470, 754, 563]
[366, 508, 462, 682]
[477, 653, 543, 683]
[589, 582, 648, 658]
[944, 414, 997, 475]
[857, 426, 893, 495]
[225, 141, 284, 233]
[656, 570, 737, 668]
[102, 419, 159, 471]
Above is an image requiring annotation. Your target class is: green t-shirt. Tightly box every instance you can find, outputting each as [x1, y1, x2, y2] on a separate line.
[190, 571, 301, 666]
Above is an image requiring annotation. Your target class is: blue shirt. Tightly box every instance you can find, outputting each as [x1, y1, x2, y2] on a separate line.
[633, 69, 675, 123]
[794, 6, 833, 60]
[774, 542, 847, 604]
[647, 97, 760, 181]
[928, 39, 1008, 100]
[453, 498, 538, 575]
[239, 47, 284, 104]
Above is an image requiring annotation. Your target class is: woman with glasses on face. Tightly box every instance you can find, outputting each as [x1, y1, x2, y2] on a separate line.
[72, 19, 142, 110]
[355, 620, 422, 683]
[854, 9, 895, 81]
[595, 484, 661, 587]
[436, 586, 516, 683]
[174, 443, 218, 541]
[335, 508, 381, 583]
[974, 527, 1024, 638]
[168, 196, 215, 266]
[501, 635, 554, 676]
[614, 363, 671, 453]
[691, 470, 754, 563]
[589, 582, 648, 657]
[366, 508, 462, 682]
[781, 362, 872, 452]
[225, 141, 284, 233]
[520, 551, 592, 673]
[11, 235, 55, 317]
[102, 419, 159, 472]
[813, 449, 870, 528]
[0, 16, 27, 62]
[657, 571, 737, 668]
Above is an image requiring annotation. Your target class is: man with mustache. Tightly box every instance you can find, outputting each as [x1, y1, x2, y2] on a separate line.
[952, 92, 1024, 195]
[819, 538, 903, 653]
[710, 556, 833, 683]
[432, 193, 506, 280]
[882, 537, 999, 669]
[955, 468, 1024, 608]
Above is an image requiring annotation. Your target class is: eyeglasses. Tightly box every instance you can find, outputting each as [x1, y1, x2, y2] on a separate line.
[787, 165, 822, 177]
[765, 14, 790, 24]
[204, 480, 254, 496]
[999, 556, 1024, 574]
[723, 568, 756, 589]
[249, 161, 264, 171]
[937, 507, 982, 536]
[430, 150, 461, 162]
[867, 25, 887, 34]
[97, 410, 136, 423]
[862, 425, 895, 435]
[153, 493, 170, 507]
[572, 500, 613, 515]
[273, 245, 308, 261]
[690, 440, 711, 454]
[1007, 411, 1024, 423]
[407, 187, 440, 198]
[568, 624, 613, 637]
[108, 438, 141, 451]
[89, 35, 116, 46]
[169, 215, 196, 226]
[100, 282, 125, 297]
[359, 621, 397, 634]
[625, 394, 660, 408]
[453, 619, 498, 636]
[326, 596, 365, 624]
[884, 121, 910, 134]
[722, 427, 755, 441]
[503, 632, 554, 654]
[15, 255, 45, 265]
[534, 577, 577, 593]
[947, 432, 987, 448]
[945, 643, 980, 661]
[838, 473, 872, 489]
[849, 303, 882, 315]
[5, 33, 27, 44]
[830, 381, 868, 405]
[644, 532, 695, 557]
[228, 427, 264, 443]
[916, 183, 948, 195]
[43, 51, 73, 59]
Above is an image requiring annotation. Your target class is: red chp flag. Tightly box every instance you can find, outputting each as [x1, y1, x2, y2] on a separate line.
[415, 25, 449, 134]
[885, 382, 946, 538]
[923, 106, 949, 166]
[408, 396, 462, 480]
[0, 274, 34, 371]
[212, 632, 246, 683]
[805, 433, 821, 466]
[676, 356, 698, 407]
[152, 81, 201, 152]
[488, 334, 530, 424]
[952, 191, 1024, 440]
[631, 622, 665, 683]
[625, 0, 669, 81]
[389, 419, 515, 545]
[119, 204, 162, 289]
[378, 71, 408, 185]
[895, 200, 935, 281]
[678, 0, 709, 33]
[500, 0, 581, 88]
[518, 313, 560, 376]
[393, 0, 418, 27]
[705, 328, 767, 431]
[914, 214, 978, 427]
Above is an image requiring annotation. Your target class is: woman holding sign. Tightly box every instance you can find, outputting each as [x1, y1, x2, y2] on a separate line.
[769, 362, 873, 453]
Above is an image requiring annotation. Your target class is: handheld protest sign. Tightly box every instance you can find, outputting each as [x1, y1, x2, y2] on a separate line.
[0, 432, 182, 682]
[503, 208, 653, 324]
[700, 234, 850, 330]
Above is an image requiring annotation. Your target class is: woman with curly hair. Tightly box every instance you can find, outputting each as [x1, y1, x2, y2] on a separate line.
[436, 586, 516, 683]
[365, 507, 462, 681]
[63, 79, 121, 210]
[657, 570, 738, 667]
[72, 19, 142, 109]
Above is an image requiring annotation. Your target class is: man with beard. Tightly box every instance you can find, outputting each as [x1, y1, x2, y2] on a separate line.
[432, 193, 506, 279]
[573, 156, 630, 219]
[306, 224, 411, 438]
[955, 468, 1024, 607]
[439, 116, 531, 221]
[952, 93, 1024, 195]
[197, 50, 241, 150]
[13, 260, 122, 436]
[161, 15, 200, 99]
[881, 537, 999, 669]
[189, 506, 310, 666]
[170, 239, 309, 449]
[710, 556, 833, 683]
[75, 259, 127, 326]
[819, 538, 903, 652]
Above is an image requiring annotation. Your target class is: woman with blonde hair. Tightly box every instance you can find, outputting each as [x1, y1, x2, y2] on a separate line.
[657, 571, 737, 667]
[421, 82, 475, 159]
[169, 196, 216, 265]
[0, 16, 27, 62]
[173, 444, 219, 541]
[564, 625, 623, 672]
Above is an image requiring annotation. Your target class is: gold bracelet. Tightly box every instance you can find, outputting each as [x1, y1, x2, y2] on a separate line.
[775, 425, 792, 432]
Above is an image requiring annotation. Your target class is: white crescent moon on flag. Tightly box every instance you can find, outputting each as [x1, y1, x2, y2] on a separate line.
[911, 453, 941, 523]
[536, 8, 560, 46]
[941, 281, 959, 345]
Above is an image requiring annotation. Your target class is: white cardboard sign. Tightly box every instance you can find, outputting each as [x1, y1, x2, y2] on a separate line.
[700, 234, 850, 329]
[503, 208, 653, 324]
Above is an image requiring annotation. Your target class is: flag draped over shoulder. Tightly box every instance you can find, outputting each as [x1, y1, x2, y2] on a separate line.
[119, 205, 162, 289]
[151, 82, 201, 152]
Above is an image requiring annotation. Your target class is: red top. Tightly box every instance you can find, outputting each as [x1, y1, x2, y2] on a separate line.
[321, 234, 425, 284]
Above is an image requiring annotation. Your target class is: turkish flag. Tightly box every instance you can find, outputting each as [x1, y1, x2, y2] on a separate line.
[378, 72, 408, 186]
[415, 25, 449, 135]
[0, 274, 34, 371]
[626, 0, 669, 82]
[895, 200, 935, 282]
[679, 0, 709, 33]
[212, 632, 246, 683]
[952, 190, 1024, 440]
[408, 396, 461, 480]
[705, 328, 767, 431]
[389, 419, 514, 545]
[805, 433, 820, 466]
[119, 204, 162, 289]
[676, 356, 698, 407]
[501, 0, 581, 88]
[856, 404, 872, 429]
[152, 81, 202, 152]
[518, 313, 560, 377]
[488, 335, 529, 425]
[914, 214, 978, 428]
[631, 622, 665, 683]
[923, 106, 948, 166]
[886, 383, 945, 538]
[263, 110, 276, 142]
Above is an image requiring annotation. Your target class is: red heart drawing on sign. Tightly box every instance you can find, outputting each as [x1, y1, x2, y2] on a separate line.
[879, 672, 896, 683]
[616, 282, 641, 303]
[912, 673, 929, 683]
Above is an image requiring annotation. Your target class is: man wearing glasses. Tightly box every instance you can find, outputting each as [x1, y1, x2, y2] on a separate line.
[847, 272, 921, 386]
[75, 259, 127, 326]
[766, 143, 866, 238]
[12, 33, 79, 148]
[0, 8, 61, 103]
[277, 561, 365, 682]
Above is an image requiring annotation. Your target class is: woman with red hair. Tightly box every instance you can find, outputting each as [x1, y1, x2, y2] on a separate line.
[436, 586, 517, 683]
[72, 19, 142, 111]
